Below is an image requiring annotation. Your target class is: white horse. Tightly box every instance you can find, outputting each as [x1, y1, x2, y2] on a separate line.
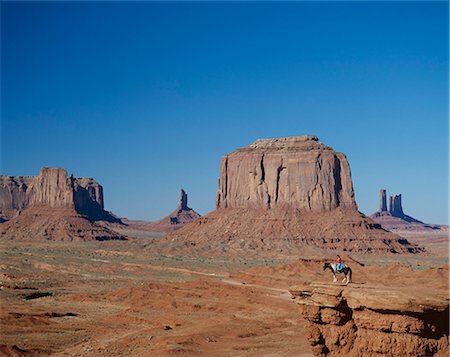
[323, 262, 352, 285]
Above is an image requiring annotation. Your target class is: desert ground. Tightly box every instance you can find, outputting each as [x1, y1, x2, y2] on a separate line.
[0, 229, 448, 356]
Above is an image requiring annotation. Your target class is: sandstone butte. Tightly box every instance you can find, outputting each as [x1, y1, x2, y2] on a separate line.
[139, 189, 201, 232]
[156, 135, 423, 256]
[0, 167, 125, 241]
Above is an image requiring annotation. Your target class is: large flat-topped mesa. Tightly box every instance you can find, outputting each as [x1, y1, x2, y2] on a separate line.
[154, 135, 423, 256]
[248, 135, 321, 149]
[216, 135, 356, 211]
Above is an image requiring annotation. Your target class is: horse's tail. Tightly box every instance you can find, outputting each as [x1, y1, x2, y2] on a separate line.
[348, 267, 352, 283]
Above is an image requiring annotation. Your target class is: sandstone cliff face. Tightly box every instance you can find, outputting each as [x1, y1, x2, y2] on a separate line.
[290, 276, 449, 356]
[0, 176, 34, 214]
[216, 135, 356, 211]
[74, 177, 104, 210]
[72, 177, 107, 220]
[157, 135, 422, 256]
[0, 168, 124, 241]
[0, 168, 118, 222]
[28, 167, 78, 210]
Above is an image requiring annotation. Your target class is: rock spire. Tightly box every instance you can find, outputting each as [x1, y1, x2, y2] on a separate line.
[140, 189, 200, 232]
[379, 189, 387, 212]
[178, 189, 188, 210]
[389, 194, 404, 217]
[370, 189, 429, 230]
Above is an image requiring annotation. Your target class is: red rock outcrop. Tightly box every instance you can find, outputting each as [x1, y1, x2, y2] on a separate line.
[216, 135, 356, 211]
[0, 168, 118, 222]
[0, 207, 126, 242]
[0, 168, 125, 241]
[154, 136, 422, 256]
[370, 189, 444, 231]
[0, 176, 34, 219]
[139, 189, 201, 232]
[28, 168, 75, 208]
[290, 271, 449, 356]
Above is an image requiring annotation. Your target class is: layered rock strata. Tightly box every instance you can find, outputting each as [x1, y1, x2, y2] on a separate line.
[139, 189, 200, 232]
[155, 207, 422, 257]
[216, 135, 356, 211]
[157, 136, 422, 256]
[0, 168, 125, 241]
[0, 207, 126, 242]
[0, 168, 119, 222]
[290, 281, 449, 356]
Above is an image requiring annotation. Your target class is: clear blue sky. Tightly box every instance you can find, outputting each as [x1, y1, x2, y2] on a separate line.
[1, 1, 448, 224]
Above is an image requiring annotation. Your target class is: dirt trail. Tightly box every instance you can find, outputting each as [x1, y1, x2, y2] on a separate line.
[145, 264, 294, 301]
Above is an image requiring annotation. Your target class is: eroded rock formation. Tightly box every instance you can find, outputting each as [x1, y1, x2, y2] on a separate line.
[379, 189, 387, 212]
[369, 189, 443, 231]
[0, 176, 34, 214]
[0, 207, 126, 242]
[389, 194, 405, 217]
[139, 189, 201, 232]
[290, 279, 449, 356]
[0, 168, 125, 241]
[155, 135, 422, 256]
[216, 135, 356, 211]
[0, 168, 118, 222]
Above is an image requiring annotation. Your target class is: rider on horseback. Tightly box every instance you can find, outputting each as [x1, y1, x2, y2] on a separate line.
[336, 255, 344, 272]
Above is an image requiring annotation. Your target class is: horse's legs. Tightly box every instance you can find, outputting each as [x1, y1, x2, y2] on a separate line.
[333, 273, 337, 283]
[344, 271, 351, 284]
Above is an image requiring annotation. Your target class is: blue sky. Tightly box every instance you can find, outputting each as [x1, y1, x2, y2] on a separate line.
[1, 1, 448, 224]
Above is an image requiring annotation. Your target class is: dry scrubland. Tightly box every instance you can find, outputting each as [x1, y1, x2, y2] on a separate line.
[1, 238, 307, 356]
[0, 230, 448, 356]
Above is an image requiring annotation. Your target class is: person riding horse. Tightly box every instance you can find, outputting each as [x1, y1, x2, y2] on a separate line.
[336, 255, 344, 272]
[323, 257, 352, 284]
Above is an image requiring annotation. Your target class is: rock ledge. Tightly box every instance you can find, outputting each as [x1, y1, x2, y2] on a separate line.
[290, 282, 449, 356]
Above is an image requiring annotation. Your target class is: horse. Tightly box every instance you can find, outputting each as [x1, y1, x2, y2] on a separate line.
[323, 262, 352, 285]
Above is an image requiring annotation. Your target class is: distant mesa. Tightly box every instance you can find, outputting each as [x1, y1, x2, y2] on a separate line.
[139, 189, 201, 232]
[0, 167, 126, 241]
[153, 135, 422, 256]
[0, 167, 120, 223]
[370, 189, 444, 231]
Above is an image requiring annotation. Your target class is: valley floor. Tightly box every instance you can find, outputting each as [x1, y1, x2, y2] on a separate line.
[0, 229, 448, 356]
